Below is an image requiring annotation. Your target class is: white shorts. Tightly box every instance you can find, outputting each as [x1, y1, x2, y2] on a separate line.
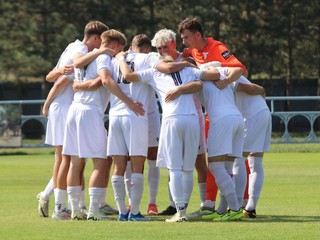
[157, 115, 199, 171]
[243, 109, 271, 153]
[45, 102, 70, 146]
[207, 115, 244, 158]
[62, 103, 108, 158]
[198, 113, 207, 155]
[148, 110, 160, 147]
[107, 115, 148, 156]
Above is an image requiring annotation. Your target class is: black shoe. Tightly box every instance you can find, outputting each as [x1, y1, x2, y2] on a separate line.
[158, 205, 177, 216]
[243, 209, 256, 219]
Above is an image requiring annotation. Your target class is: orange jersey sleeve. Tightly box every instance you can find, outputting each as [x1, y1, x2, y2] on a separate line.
[191, 37, 247, 74]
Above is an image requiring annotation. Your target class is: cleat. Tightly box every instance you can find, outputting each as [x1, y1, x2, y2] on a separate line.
[71, 209, 86, 220]
[80, 206, 88, 219]
[99, 204, 119, 215]
[188, 206, 215, 218]
[165, 210, 188, 222]
[221, 209, 243, 221]
[118, 212, 129, 221]
[87, 211, 116, 221]
[52, 208, 71, 220]
[147, 203, 158, 215]
[202, 211, 226, 221]
[158, 205, 177, 216]
[128, 212, 151, 221]
[243, 209, 256, 219]
[37, 192, 49, 217]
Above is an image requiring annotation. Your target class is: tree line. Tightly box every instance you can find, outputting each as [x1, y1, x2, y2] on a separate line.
[0, 0, 319, 97]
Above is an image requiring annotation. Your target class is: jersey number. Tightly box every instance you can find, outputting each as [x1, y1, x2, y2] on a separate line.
[170, 72, 182, 86]
[118, 61, 134, 84]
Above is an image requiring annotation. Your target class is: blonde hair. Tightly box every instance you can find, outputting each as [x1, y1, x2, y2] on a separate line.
[151, 29, 176, 48]
[101, 29, 127, 47]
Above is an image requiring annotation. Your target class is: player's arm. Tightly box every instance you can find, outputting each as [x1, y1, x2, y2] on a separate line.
[73, 76, 102, 92]
[155, 60, 196, 74]
[236, 82, 266, 97]
[100, 70, 145, 116]
[46, 64, 74, 83]
[165, 81, 203, 103]
[214, 67, 244, 90]
[42, 76, 71, 116]
[73, 46, 115, 68]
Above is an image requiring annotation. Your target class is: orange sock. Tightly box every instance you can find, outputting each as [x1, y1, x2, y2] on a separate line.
[205, 170, 218, 201]
[243, 159, 250, 204]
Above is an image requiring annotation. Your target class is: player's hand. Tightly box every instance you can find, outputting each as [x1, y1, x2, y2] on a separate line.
[214, 79, 228, 90]
[165, 88, 181, 102]
[72, 81, 80, 92]
[62, 64, 74, 75]
[99, 46, 116, 56]
[116, 51, 128, 60]
[128, 100, 145, 116]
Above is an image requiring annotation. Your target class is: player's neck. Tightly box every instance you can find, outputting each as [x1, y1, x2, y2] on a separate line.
[197, 38, 208, 51]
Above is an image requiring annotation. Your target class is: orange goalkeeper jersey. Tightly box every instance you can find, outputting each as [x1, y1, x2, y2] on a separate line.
[184, 37, 247, 74]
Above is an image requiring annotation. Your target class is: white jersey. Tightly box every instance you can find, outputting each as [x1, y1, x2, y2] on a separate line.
[138, 67, 202, 119]
[198, 67, 242, 123]
[52, 39, 87, 106]
[73, 49, 111, 114]
[232, 76, 270, 119]
[109, 51, 157, 119]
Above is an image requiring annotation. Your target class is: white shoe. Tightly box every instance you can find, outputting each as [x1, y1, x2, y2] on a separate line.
[165, 210, 188, 222]
[87, 211, 116, 221]
[52, 208, 71, 220]
[37, 192, 49, 217]
[71, 209, 86, 220]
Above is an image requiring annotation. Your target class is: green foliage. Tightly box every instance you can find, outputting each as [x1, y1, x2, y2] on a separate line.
[0, 0, 319, 87]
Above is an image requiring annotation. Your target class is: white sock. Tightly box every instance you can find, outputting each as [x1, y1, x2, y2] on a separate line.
[198, 183, 206, 205]
[124, 163, 132, 205]
[147, 159, 160, 204]
[54, 188, 67, 212]
[233, 157, 247, 207]
[112, 175, 127, 215]
[99, 188, 107, 207]
[182, 170, 194, 205]
[225, 161, 234, 176]
[78, 190, 86, 209]
[203, 200, 215, 209]
[130, 173, 144, 215]
[209, 162, 239, 211]
[67, 186, 81, 211]
[88, 187, 103, 213]
[217, 193, 228, 214]
[169, 170, 185, 211]
[246, 156, 264, 211]
[42, 177, 54, 200]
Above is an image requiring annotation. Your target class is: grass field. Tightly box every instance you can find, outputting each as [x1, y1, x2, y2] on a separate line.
[0, 144, 319, 240]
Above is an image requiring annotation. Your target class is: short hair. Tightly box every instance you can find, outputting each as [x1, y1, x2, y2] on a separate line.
[151, 29, 176, 48]
[101, 29, 127, 46]
[178, 17, 204, 37]
[84, 21, 109, 38]
[131, 34, 152, 49]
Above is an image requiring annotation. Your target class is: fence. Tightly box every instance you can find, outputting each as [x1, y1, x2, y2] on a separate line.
[0, 96, 319, 148]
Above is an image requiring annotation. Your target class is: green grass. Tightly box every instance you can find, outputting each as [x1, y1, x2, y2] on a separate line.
[0, 145, 319, 240]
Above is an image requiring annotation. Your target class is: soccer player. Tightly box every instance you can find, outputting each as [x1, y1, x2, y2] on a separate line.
[148, 29, 209, 217]
[178, 17, 247, 215]
[232, 76, 271, 218]
[37, 21, 109, 220]
[63, 29, 144, 221]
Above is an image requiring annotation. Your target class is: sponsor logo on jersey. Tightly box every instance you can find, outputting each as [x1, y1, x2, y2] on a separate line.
[221, 50, 233, 60]
[203, 52, 208, 59]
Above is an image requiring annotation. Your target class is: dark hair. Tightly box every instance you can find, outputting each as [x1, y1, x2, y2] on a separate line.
[178, 17, 204, 37]
[84, 21, 109, 38]
[131, 34, 151, 49]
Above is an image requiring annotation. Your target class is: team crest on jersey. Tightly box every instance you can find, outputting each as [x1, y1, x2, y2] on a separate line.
[221, 50, 233, 60]
[203, 52, 208, 59]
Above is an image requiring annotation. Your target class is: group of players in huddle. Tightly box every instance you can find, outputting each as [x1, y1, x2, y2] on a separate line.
[37, 17, 271, 222]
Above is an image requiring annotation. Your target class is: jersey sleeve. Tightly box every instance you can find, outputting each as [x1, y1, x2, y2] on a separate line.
[138, 68, 155, 83]
[215, 44, 247, 74]
[97, 54, 111, 73]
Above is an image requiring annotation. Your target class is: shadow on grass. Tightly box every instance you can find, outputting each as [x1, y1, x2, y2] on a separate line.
[185, 215, 320, 223]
